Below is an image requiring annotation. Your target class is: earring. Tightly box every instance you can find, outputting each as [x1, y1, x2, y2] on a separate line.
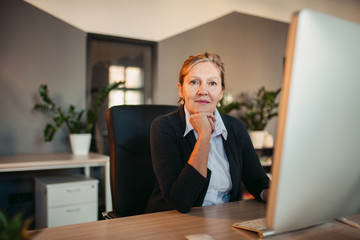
[217, 101, 221, 107]
[178, 97, 184, 105]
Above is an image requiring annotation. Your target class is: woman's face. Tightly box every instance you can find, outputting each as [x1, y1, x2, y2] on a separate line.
[177, 61, 224, 115]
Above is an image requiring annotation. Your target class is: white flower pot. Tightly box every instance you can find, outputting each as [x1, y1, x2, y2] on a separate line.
[263, 132, 274, 148]
[249, 131, 266, 149]
[69, 133, 91, 155]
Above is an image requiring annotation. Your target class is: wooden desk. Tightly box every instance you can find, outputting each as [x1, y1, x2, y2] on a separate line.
[0, 153, 112, 211]
[32, 200, 360, 240]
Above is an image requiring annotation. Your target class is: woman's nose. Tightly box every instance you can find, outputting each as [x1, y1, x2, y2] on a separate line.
[198, 83, 208, 95]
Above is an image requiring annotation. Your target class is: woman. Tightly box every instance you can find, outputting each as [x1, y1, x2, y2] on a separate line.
[146, 52, 269, 213]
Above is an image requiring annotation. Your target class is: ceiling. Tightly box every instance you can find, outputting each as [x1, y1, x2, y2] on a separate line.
[25, 0, 360, 41]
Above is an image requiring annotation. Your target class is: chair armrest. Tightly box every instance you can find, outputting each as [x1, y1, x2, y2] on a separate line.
[102, 211, 122, 219]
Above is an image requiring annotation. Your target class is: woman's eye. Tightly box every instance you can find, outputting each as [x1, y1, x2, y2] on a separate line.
[190, 80, 198, 85]
[209, 81, 217, 86]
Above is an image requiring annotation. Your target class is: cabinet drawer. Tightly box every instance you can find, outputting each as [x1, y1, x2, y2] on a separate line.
[48, 202, 97, 227]
[47, 182, 98, 207]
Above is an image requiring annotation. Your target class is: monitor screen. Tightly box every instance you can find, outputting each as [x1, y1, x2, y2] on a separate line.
[266, 9, 360, 233]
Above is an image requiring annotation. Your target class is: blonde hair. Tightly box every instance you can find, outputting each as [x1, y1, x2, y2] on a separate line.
[178, 52, 225, 103]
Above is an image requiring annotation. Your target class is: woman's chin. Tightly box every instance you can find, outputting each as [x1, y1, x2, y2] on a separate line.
[192, 106, 216, 114]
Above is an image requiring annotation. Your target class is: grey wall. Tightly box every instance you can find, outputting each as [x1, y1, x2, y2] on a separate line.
[0, 3, 287, 155]
[156, 12, 288, 137]
[0, 0, 86, 155]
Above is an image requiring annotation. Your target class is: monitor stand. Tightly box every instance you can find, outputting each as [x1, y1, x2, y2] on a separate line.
[336, 217, 360, 228]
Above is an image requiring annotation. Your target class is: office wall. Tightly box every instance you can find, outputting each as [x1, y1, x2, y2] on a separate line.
[0, 3, 287, 155]
[0, 0, 86, 155]
[156, 12, 288, 136]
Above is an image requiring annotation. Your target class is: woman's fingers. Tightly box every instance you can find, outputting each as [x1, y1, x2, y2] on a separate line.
[207, 115, 215, 132]
[189, 112, 216, 135]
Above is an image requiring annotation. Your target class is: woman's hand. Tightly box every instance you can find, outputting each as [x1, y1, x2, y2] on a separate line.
[262, 189, 269, 202]
[187, 112, 216, 177]
[189, 112, 216, 139]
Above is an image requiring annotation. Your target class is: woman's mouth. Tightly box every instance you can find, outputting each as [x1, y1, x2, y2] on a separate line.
[195, 100, 210, 104]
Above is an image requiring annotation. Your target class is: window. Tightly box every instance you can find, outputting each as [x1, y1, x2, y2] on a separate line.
[87, 34, 156, 154]
[108, 65, 144, 107]
[87, 34, 155, 108]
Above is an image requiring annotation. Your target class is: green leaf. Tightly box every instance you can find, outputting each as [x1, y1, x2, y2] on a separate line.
[67, 105, 75, 114]
[33, 82, 123, 140]
[0, 211, 8, 229]
[33, 103, 51, 112]
[38, 85, 55, 108]
[86, 81, 124, 133]
[8, 213, 23, 233]
[220, 86, 280, 130]
[44, 123, 56, 141]
[0, 211, 34, 240]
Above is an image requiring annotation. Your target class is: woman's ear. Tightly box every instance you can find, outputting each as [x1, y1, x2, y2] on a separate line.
[219, 89, 224, 101]
[177, 83, 183, 98]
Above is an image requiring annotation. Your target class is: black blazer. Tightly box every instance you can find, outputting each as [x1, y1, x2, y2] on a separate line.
[146, 106, 269, 213]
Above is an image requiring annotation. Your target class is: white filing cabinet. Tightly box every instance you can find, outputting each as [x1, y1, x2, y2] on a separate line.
[35, 175, 98, 228]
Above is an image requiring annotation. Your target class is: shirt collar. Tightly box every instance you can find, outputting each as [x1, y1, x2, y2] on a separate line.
[183, 107, 228, 140]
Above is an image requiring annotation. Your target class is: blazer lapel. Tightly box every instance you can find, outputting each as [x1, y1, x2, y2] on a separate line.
[178, 105, 197, 159]
[222, 122, 241, 201]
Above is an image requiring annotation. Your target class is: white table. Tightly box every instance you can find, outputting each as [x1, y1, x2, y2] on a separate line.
[0, 153, 112, 211]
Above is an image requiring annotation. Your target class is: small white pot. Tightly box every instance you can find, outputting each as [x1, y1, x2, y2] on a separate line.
[249, 131, 266, 149]
[69, 133, 91, 155]
[263, 132, 274, 148]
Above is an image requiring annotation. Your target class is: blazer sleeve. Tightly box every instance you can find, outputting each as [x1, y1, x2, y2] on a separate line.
[150, 116, 210, 213]
[239, 124, 270, 201]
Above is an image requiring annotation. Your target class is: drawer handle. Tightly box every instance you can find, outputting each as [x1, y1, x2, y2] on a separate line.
[66, 208, 81, 213]
[66, 188, 81, 193]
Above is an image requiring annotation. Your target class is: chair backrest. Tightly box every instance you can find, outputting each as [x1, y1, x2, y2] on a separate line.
[106, 104, 178, 217]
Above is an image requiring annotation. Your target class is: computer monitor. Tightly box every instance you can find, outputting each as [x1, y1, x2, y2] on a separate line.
[233, 9, 360, 237]
[266, 9, 360, 234]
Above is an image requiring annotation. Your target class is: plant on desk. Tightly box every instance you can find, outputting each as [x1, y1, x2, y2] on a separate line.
[33, 81, 123, 155]
[218, 86, 281, 149]
[0, 211, 36, 240]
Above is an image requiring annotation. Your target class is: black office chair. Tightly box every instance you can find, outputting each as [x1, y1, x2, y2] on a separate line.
[103, 104, 178, 219]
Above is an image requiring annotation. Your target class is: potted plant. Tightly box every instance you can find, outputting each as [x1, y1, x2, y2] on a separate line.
[217, 92, 240, 115]
[218, 86, 281, 148]
[0, 211, 36, 240]
[33, 81, 122, 155]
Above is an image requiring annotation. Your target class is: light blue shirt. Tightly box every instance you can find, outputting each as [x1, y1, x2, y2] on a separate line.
[183, 107, 232, 206]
